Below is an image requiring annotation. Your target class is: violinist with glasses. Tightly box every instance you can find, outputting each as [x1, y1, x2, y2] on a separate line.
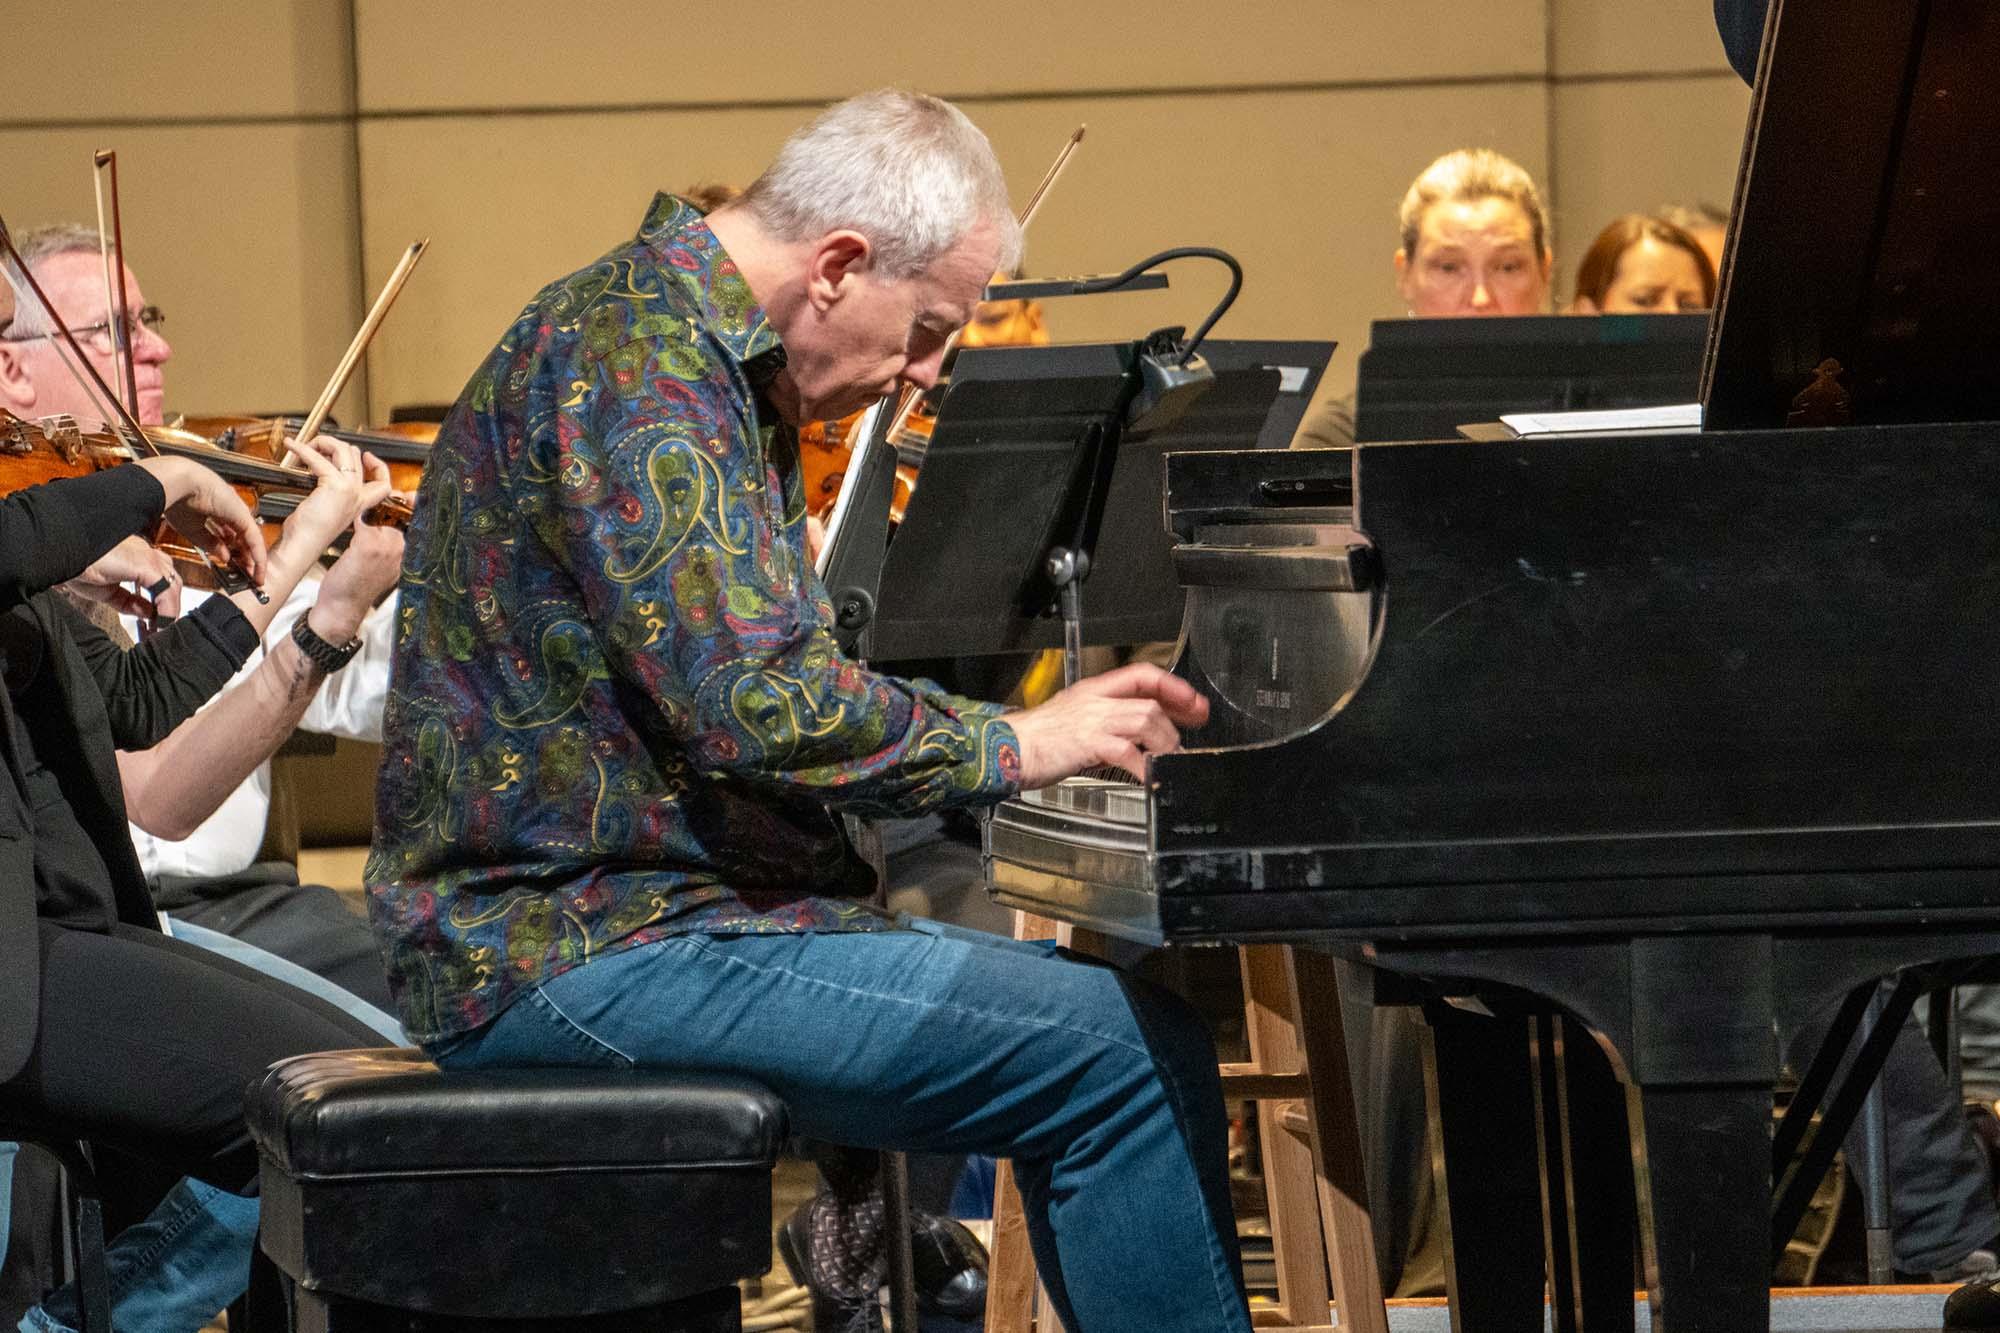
[0, 224, 403, 1015]
[0, 233, 407, 1332]
[0, 401, 398, 1330]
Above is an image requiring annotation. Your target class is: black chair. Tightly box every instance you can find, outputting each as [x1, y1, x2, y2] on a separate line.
[0, 1134, 110, 1333]
[246, 1048, 787, 1332]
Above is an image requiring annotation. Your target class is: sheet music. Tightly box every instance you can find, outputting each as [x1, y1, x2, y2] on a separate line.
[1499, 403, 1703, 437]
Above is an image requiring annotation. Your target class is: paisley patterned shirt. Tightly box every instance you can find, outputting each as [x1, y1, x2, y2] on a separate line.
[368, 194, 1022, 1043]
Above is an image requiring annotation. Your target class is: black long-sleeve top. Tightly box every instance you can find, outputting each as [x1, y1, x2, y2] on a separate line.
[0, 468, 261, 1081]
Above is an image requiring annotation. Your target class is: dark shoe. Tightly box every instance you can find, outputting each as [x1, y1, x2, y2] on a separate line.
[778, 1204, 887, 1333]
[909, 1211, 987, 1318]
[778, 1182, 887, 1301]
[779, 1193, 988, 1325]
[1946, 1272, 2000, 1329]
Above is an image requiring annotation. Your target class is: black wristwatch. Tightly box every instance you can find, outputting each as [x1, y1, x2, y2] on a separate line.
[290, 613, 362, 674]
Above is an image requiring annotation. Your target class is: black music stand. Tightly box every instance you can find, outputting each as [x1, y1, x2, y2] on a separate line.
[819, 338, 1331, 664]
[1355, 313, 1707, 442]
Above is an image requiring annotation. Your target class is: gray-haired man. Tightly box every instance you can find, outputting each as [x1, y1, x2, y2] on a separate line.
[370, 89, 1248, 1333]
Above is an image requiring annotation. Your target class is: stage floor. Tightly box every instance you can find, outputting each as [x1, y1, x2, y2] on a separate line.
[1376, 1286, 1954, 1331]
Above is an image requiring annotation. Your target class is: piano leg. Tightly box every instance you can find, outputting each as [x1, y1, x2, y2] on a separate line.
[1624, 934, 1779, 1333]
[1423, 1001, 1548, 1332]
[1628, 1082, 1771, 1333]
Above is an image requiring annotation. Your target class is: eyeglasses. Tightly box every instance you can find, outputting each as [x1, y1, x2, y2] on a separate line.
[0, 305, 166, 353]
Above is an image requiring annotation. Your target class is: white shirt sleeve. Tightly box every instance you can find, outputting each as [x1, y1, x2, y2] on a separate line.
[122, 584, 293, 880]
[122, 578, 396, 881]
[276, 581, 398, 743]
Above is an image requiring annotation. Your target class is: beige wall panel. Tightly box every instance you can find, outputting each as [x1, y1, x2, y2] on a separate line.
[356, 83, 1548, 416]
[1549, 76, 1751, 299]
[0, 123, 365, 423]
[355, 105, 808, 418]
[2, 0, 355, 122]
[1551, 0, 1736, 75]
[353, 0, 1546, 112]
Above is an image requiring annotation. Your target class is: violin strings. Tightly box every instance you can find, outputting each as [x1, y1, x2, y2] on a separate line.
[37, 330, 115, 441]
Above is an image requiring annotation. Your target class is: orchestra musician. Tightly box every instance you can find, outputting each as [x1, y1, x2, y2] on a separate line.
[368, 89, 1250, 1333]
[1291, 146, 1553, 452]
[0, 229, 408, 1331]
[1567, 213, 1716, 314]
[0, 430, 394, 1333]
[0, 223, 402, 1013]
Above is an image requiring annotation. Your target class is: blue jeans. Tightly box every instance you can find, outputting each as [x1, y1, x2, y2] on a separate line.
[434, 921, 1251, 1333]
[17, 1179, 258, 1333]
[162, 917, 404, 1043]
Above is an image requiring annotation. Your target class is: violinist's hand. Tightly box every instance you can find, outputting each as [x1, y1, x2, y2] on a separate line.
[136, 456, 269, 589]
[311, 483, 406, 645]
[1004, 662, 1210, 789]
[66, 535, 182, 624]
[276, 435, 391, 558]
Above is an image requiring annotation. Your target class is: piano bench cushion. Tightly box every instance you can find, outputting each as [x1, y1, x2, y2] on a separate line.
[247, 1047, 788, 1318]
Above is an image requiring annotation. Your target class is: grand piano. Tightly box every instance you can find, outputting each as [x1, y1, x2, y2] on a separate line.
[984, 1, 2000, 1328]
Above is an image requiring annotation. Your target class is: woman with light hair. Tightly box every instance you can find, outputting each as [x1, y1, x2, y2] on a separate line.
[1293, 147, 1553, 450]
[1393, 147, 1553, 318]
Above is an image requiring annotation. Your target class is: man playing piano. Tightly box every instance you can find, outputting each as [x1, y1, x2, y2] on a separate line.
[368, 89, 1246, 1333]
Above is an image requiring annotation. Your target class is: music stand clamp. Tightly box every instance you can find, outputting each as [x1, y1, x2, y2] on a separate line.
[1044, 546, 1090, 687]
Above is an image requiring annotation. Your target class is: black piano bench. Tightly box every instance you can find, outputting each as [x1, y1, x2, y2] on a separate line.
[245, 1048, 789, 1332]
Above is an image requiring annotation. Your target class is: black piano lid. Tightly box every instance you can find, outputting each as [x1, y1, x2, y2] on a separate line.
[1702, 0, 2000, 430]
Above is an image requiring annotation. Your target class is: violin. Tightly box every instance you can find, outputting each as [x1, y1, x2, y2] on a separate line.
[178, 414, 435, 496]
[799, 410, 915, 524]
[0, 409, 412, 590]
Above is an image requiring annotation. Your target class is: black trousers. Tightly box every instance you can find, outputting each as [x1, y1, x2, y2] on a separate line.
[0, 921, 385, 1194]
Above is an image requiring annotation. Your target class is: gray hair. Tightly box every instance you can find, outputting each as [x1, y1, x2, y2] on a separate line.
[1397, 149, 1549, 262]
[739, 89, 1022, 279]
[2, 222, 104, 336]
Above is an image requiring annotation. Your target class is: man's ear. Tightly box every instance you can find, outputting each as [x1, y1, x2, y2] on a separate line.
[805, 230, 873, 314]
[1392, 247, 1413, 305]
[0, 345, 37, 415]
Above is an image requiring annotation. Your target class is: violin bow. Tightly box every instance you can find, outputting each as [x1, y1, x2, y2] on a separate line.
[880, 124, 1087, 441]
[1015, 123, 1085, 235]
[0, 212, 264, 600]
[284, 238, 429, 465]
[91, 151, 140, 417]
